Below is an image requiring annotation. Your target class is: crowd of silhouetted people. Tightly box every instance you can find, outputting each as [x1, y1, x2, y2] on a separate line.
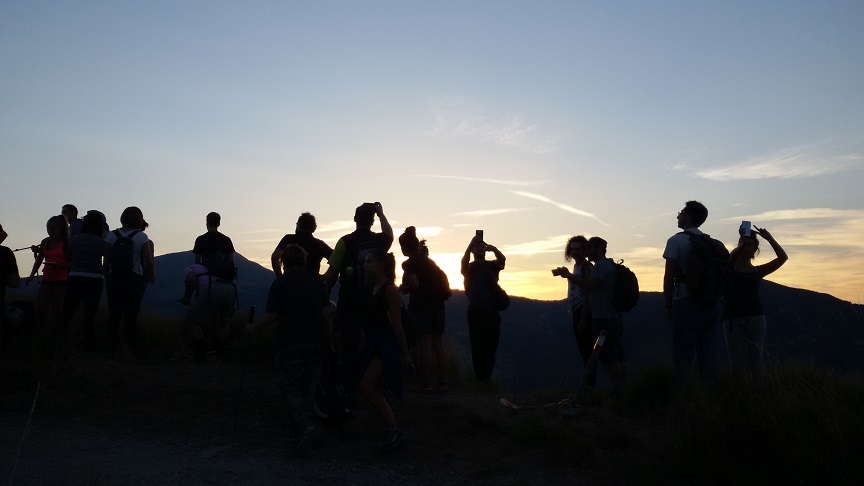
[0, 199, 787, 455]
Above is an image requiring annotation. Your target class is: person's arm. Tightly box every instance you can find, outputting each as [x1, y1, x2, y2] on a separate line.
[385, 284, 414, 368]
[143, 240, 155, 283]
[375, 203, 393, 238]
[663, 258, 679, 319]
[754, 227, 788, 277]
[270, 247, 283, 277]
[26, 239, 46, 283]
[461, 237, 478, 276]
[571, 274, 601, 291]
[487, 244, 506, 270]
[324, 238, 345, 289]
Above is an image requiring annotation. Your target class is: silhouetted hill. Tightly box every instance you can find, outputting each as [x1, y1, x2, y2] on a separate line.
[143, 252, 864, 390]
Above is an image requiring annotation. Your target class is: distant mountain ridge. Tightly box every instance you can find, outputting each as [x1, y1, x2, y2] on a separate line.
[136, 251, 864, 389]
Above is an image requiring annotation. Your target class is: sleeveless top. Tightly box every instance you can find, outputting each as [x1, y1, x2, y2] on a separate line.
[725, 268, 764, 318]
[41, 240, 68, 282]
[365, 281, 395, 332]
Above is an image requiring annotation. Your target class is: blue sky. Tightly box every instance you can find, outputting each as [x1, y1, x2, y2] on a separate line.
[2, 1, 863, 303]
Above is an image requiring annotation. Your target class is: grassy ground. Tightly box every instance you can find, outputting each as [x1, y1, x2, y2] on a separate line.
[2, 312, 864, 485]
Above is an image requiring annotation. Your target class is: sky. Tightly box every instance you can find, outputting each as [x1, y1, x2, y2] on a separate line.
[2, 1, 863, 304]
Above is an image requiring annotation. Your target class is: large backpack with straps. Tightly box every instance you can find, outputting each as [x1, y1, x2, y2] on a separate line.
[109, 230, 139, 275]
[414, 257, 452, 303]
[680, 231, 730, 301]
[340, 233, 383, 292]
[201, 252, 237, 283]
[611, 259, 639, 312]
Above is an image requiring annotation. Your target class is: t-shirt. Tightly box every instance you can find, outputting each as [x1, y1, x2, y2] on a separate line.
[68, 233, 109, 279]
[105, 229, 151, 276]
[588, 258, 618, 319]
[463, 260, 502, 310]
[266, 269, 330, 347]
[274, 231, 332, 275]
[567, 261, 590, 314]
[193, 231, 235, 258]
[69, 219, 84, 238]
[1, 245, 19, 313]
[662, 229, 703, 300]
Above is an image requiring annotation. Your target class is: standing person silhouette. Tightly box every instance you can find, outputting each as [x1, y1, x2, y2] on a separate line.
[105, 206, 154, 361]
[460, 233, 506, 381]
[247, 244, 334, 457]
[724, 225, 788, 381]
[188, 212, 237, 360]
[552, 235, 595, 388]
[271, 212, 332, 277]
[566, 237, 627, 392]
[1, 223, 21, 337]
[358, 249, 413, 452]
[399, 226, 451, 393]
[663, 200, 722, 385]
[26, 215, 70, 333]
[59, 210, 110, 354]
[324, 202, 393, 398]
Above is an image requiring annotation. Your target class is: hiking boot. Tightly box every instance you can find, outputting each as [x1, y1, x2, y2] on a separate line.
[380, 427, 405, 453]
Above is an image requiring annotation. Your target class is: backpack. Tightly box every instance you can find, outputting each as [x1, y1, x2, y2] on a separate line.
[109, 230, 139, 275]
[680, 231, 730, 301]
[201, 252, 237, 283]
[340, 233, 382, 291]
[611, 259, 640, 312]
[416, 258, 452, 303]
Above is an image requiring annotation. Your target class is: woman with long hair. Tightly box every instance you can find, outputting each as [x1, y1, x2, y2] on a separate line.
[26, 215, 70, 332]
[399, 226, 450, 394]
[358, 249, 413, 452]
[724, 225, 788, 381]
[553, 235, 595, 387]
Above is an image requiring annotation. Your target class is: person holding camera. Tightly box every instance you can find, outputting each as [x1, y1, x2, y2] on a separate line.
[552, 235, 595, 388]
[724, 224, 788, 381]
[460, 232, 506, 381]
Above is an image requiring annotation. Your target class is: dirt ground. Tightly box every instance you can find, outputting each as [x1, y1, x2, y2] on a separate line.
[0, 356, 595, 485]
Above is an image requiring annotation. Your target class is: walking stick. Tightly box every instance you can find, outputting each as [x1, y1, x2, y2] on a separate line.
[574, 330, 607, 399]
[232, 305, 255, 444]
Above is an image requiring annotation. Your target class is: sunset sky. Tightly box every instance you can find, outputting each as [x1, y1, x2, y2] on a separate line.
[2, 1, 863, 304]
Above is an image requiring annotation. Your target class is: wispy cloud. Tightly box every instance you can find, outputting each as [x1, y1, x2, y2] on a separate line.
[427, 96, 562, 154]
[512, 191, 610, 226]
[680, 145, 864, 181]
[720, 208, 861, 223]
[499, 235, 571, 256]
[315, 220, 356, 233]
[452, 208, 529, 218]
[416, 174, 548, 187]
